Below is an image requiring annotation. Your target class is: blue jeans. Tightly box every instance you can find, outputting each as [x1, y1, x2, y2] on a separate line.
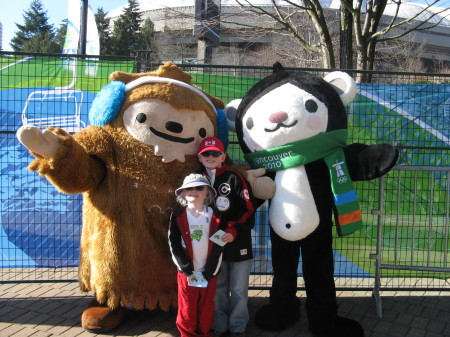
[212, 259, 253, 333]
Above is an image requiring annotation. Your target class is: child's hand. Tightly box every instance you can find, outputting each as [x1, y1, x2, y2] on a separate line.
[221, 233, 235, 243]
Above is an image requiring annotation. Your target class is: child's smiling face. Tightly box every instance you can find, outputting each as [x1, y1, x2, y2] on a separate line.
[183, 186, 208, 206]
[198, 151, 226, 170]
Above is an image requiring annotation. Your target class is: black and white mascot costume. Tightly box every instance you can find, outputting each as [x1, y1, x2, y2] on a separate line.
[226, 63, 398, 337]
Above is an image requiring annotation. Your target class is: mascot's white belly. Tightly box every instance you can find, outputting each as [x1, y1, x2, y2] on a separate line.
[269, 166, 320, 241]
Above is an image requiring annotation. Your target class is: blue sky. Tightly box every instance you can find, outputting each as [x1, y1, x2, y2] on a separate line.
[2, 0, 127, 51]
[1, 0, 445, 51]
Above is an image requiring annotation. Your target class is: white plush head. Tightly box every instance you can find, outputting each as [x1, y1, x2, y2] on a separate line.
[241, 82, 329, 151]
[228, 69, 356, 153]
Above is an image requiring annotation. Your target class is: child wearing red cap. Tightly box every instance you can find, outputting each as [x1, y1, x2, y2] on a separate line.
[198, 137, 256, 337]
[169, 173, 224, 337]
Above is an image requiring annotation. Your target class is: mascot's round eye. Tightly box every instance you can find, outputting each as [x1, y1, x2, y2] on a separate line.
[136, 113, 147, 123]
[305, 99, 318, 113]
[199, 128, 206, 138]
[246, 117, 254, 130]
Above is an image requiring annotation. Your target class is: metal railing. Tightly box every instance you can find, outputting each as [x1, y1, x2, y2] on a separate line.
[371, 166, 450, 317]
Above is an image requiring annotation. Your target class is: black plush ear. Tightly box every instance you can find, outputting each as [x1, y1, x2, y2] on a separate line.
[273, 62, 285, 73]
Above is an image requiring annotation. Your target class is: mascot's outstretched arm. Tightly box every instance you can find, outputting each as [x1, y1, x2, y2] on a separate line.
[16, 125, 106, 194]
[344, 143, 399, 181]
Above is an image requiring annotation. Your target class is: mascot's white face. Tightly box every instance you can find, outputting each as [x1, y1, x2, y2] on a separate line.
[242, 83, 328, 152]
[123, 98, 215, 163]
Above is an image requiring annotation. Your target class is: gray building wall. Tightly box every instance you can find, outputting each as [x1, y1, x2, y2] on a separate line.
[108, 2, 450, 67]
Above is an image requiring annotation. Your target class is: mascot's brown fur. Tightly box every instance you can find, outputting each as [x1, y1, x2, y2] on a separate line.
[17, 62, 225, 332]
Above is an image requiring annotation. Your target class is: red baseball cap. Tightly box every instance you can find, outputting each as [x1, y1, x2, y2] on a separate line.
[198, 137, 224, 155]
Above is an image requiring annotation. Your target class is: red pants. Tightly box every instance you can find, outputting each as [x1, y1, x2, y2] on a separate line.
[176, 272, 217, 337]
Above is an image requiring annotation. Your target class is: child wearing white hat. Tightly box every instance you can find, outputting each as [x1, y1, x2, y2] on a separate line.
[169, 173, 224, 337]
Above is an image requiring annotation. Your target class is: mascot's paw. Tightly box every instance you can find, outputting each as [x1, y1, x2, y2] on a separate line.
[16, 125, 62, 159]
[310, 316, 364, 337]
[81, 298, 126, 333]
[245, 168, 276, 200]
[254, 303, 300, 331]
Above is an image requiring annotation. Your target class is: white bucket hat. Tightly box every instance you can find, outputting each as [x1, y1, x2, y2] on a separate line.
[175, 174, 217, 197]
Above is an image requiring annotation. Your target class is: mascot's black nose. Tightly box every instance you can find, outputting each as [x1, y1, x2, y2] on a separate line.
[269, 111, 288, 124]
[165, 121, 183, 133]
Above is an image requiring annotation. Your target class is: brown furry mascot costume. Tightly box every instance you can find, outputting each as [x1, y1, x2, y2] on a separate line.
[16, 62, 228, 332]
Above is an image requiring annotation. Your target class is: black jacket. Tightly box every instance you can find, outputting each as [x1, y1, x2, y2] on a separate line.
[204, 165, 256, 262]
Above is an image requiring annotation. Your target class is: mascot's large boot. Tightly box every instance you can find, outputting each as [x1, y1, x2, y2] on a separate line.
[255, 300, 364, 337]
[81, 298, 126, 333]
[308, 313, 365, 337]
[254, 297, 301, 331]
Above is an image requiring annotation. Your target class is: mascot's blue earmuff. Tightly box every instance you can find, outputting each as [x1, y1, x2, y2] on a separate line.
[216, 108, 229, 151]
[88, 76, 229, 149]
[89, 81, 126, 126]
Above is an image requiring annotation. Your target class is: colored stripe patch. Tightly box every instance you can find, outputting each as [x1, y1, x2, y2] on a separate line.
[334, 190, 358, 206]
[338, 209, 363, 226]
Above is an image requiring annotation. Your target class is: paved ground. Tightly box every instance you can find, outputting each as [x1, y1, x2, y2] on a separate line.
[1, 281, 450, 337]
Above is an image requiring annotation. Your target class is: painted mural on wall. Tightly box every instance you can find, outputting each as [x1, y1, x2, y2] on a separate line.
[0, 56, 134, 269]
[1, 56, 448, 278]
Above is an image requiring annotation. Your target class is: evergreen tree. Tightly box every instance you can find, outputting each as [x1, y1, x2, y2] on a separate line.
[10, 0, 56, 52]
[95, 7, 112, 55]
[109, 0, 143, 56]
[140, 18, 159, 63]
[140, 18, 156, 51]
[54, 20, 68, 52]
[22, 32, 60, 53]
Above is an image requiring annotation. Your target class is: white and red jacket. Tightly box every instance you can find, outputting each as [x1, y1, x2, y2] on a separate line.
[168, 207, 224, 280]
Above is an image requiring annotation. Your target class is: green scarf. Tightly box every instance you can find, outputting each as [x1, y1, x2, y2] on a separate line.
[244, 129, 362, 236]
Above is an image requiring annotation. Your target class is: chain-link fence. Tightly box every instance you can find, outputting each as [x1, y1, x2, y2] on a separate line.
[1, 53, 449, 292]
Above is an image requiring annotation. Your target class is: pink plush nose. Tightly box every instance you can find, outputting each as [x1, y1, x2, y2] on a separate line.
[269, 111, 288, 124]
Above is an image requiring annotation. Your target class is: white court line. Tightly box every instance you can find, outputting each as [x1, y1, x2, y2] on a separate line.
[1, 56, 33, 71]
[359, 89, 450, 146]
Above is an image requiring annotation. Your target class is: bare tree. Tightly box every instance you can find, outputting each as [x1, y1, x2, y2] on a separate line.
[374, 33, 427, 73]
[157, 27, 198, 63]
[223, 0, 450, 81]
[348, 0, 450, 81]
[149, 7, 200, 63]
[240, 35, 331, 68]
[431, 57, 450, 74]
[368, 35, 429, 84]
[222, 0, 338, 68]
